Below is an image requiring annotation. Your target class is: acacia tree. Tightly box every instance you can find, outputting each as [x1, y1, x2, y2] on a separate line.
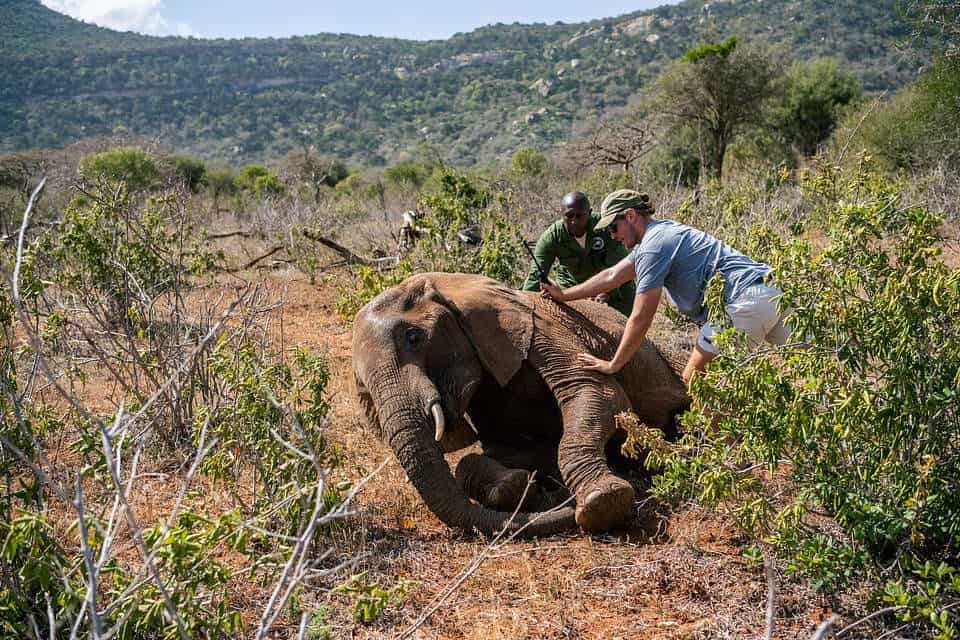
[645, 37, 781, 181]
[573, 120, 655, 175]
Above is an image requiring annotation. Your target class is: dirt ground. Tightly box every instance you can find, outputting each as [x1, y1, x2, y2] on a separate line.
[223, 271, 884, 640]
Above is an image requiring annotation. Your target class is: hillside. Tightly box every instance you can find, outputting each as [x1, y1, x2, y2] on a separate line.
[0, 0, 912, 165]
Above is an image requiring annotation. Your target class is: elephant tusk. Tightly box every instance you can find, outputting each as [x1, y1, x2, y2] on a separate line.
[431, 402, 446, 442]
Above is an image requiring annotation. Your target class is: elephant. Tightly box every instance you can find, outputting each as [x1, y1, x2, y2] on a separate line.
[352, 272, 689, 538]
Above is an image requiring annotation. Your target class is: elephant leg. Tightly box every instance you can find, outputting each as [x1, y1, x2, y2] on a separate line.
[455, 453, 532, 512]
[558, 388, 635, 532]
[480, 442, 571, 512]
[530, 340, 636, 532]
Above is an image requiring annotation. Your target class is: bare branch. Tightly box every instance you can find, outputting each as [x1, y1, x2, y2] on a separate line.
[13, 176, 47, 301]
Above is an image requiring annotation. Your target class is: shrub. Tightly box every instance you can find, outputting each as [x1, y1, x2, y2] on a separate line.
[508, 147, 549, 182]
[770, 57, 862, 157]
[845, 57, 960, 170]
[335, 171, 526, 319]
[384, 161, 431, 190]
[79, 147, 160, 192]
[172, 155, 207, 192]
[631, 165, 960, 636]
[235, 164, 284, 198]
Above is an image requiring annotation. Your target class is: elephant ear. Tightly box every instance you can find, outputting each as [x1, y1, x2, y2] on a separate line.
[420, 273, 534, 387]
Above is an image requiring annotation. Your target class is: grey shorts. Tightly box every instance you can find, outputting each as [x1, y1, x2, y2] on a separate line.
[697, 281, 791, 355]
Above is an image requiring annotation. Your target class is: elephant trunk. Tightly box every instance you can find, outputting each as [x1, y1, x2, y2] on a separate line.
[365, 365, 576, 537]
[387, 426, 575, 538]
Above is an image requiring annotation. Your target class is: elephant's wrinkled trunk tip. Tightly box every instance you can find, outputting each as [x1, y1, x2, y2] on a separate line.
[430, 401, 446, 442]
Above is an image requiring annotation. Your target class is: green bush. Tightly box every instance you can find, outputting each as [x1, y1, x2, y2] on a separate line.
[384, 161, 431, 190]
[235, 164, 284, 198]
[508, 147, 549, 182]
[172, 155, 207, 192]
[79, 147, 160, 192]
[630, 165, 960, 636]
[847, 57, 960, 170]
[771, 57, 862, 157]
[335, 261, 413, 320]
[335, 171, 526, 319]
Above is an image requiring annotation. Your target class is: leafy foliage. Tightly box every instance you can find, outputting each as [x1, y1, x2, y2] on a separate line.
[771, 57, 863, 157]
[78, 147, 160, 191]
[334, 572, 416, 624]
[626, 165, 960, 636]
[644, 37, 783, 180]
[849, 55, 960, 170]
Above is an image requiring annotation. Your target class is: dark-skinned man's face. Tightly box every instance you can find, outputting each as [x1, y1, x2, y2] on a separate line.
[562, 204, 590, 238]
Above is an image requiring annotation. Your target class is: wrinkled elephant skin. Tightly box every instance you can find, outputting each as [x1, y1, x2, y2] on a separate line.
[352, 273, 688, 537]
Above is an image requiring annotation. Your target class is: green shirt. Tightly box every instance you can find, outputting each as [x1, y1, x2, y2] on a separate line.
[521, 212, 635, 316]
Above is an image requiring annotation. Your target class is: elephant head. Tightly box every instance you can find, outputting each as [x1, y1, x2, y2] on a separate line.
[352, 272, 576, 537]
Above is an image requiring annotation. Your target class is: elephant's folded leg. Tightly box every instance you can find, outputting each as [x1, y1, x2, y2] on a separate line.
[532, 346, 636, 531]
[455, 453, 532, 511]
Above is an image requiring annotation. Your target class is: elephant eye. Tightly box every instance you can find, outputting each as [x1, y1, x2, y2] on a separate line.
[405, 327, 425, 349]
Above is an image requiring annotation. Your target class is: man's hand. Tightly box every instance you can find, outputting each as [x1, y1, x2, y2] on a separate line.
[576, 352, 620, 375]
[539, 279, 566, 302]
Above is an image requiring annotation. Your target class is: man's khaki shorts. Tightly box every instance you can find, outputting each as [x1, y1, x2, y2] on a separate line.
[697, 281, 791, 355]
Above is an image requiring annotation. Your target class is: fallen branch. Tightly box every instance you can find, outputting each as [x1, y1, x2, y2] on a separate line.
[206, 230, 252, 240]
[222, 245, 286, 273]
[301, 228, 378, 266]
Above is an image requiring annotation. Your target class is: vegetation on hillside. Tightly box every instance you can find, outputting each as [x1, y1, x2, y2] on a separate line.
[0, 0, 912, 165]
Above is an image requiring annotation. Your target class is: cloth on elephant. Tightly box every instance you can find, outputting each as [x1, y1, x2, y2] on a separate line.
[521, 212, 635, 316]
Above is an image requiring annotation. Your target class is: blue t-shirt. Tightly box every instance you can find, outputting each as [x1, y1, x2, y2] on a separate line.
[629, 219, 770, 322]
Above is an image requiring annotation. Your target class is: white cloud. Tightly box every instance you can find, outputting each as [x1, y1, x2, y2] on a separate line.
[41, 0, 196, 37]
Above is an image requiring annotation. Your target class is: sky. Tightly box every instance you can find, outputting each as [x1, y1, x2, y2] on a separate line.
[40, 0, 682, 40]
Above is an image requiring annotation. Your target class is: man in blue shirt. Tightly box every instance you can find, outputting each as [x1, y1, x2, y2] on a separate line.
[539, 189, 791, 386]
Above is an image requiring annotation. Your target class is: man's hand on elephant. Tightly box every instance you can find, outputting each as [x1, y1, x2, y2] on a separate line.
[539, 279, 566, 302]
[576, 352, 620, 375]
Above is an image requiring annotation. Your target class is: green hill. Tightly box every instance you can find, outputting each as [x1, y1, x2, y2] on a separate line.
[0, 0, 913, 165]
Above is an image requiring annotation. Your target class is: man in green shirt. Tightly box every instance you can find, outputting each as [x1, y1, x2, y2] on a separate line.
[521, 192, 635, 316]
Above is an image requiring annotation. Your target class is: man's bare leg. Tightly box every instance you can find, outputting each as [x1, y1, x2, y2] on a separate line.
[681, 344, 716, 388]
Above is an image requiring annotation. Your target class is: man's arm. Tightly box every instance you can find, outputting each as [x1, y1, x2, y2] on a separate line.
[539, 255, 635, 301]
[577, 287, 662, 375]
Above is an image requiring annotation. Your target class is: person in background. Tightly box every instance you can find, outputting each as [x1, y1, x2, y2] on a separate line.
[539, 189, 791, 386]
[521, 191, 635, 316]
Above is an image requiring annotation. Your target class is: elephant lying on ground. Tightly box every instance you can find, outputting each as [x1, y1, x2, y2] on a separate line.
[352, 272, 689, 537]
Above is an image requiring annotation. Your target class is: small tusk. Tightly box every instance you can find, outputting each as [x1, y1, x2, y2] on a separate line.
[431, 403, 446, 442]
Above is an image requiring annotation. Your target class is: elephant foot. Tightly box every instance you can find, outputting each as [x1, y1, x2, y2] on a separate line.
[486, 468, 531, 511]
[575, 478, 635, 533]
[456, 454, 532, 511]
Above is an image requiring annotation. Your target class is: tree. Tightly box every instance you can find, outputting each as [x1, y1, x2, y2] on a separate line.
[234, 164, 284, 198]
[79, 147, 160, 192]
[645, 37, 782, 181]
[283, 146, 348, 205]
[508, 147, 549, 181]
[572, 120, 655, 175]
[384, 162, 431, 190]
[772, 58, 862, 157]
[205, 165, 236, 212]
[172, 155, 207, 193]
